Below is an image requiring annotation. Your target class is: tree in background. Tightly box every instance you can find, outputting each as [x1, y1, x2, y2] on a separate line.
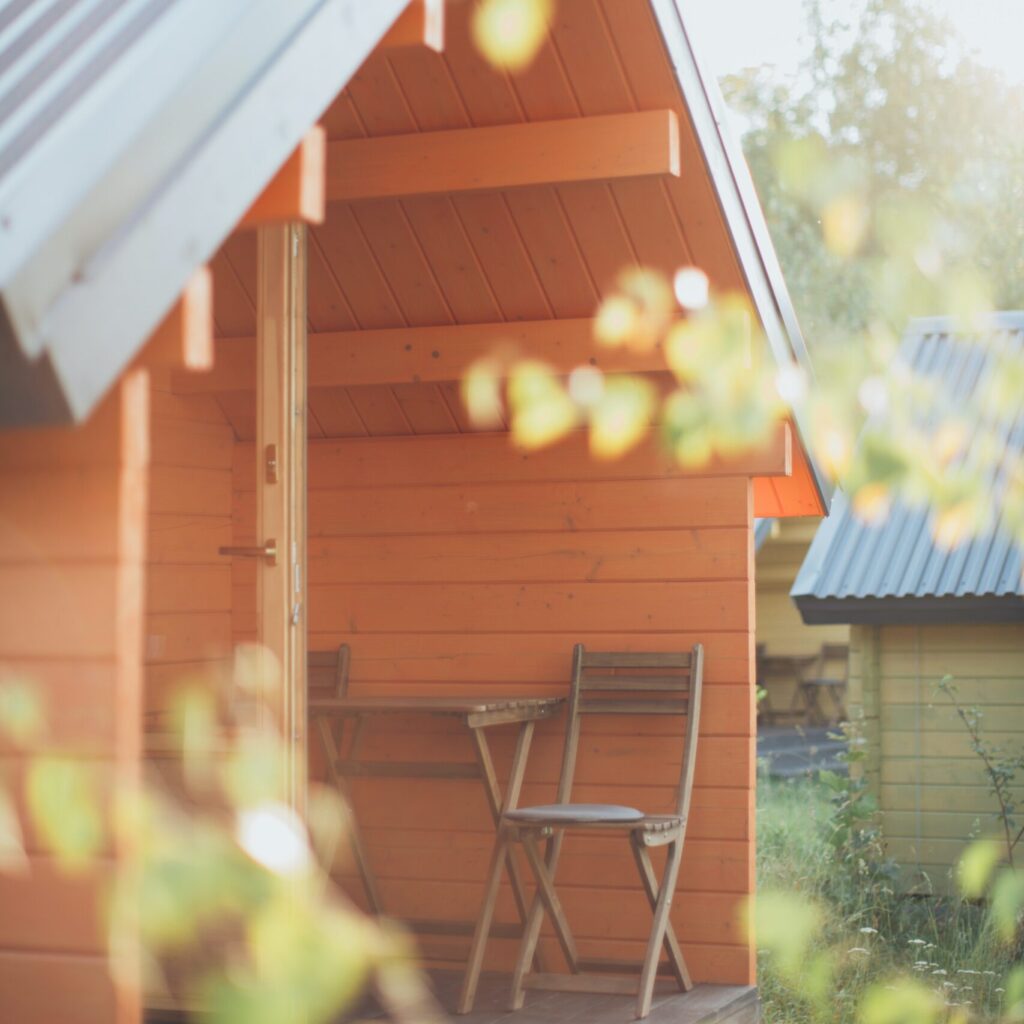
[722, 0, 1024, 347]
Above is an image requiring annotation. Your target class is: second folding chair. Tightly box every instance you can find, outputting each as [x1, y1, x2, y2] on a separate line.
[458, 643, 704, 1020]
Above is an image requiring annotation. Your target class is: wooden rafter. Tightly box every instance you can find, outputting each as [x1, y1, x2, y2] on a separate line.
[379, 0, 444, 52]
[326, 110, 680, 202]
[240, 127, 327, 229]
[133, 267, 213, 372]
[172, 319, 672, 393]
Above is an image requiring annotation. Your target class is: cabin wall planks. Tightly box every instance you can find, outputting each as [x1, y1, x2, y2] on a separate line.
[848, 622, 1024, 892]
[232, 431, 758, 984]
[0, 377, 148, 1024]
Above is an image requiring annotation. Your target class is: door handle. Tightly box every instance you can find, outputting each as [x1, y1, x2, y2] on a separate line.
[219, 539, 277, 566]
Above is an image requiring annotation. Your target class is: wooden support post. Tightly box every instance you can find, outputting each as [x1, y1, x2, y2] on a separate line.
[256, 223, 308, 812]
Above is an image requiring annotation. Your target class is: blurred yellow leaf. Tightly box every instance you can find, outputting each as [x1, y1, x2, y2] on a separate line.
[859, 978, 942, 1024]
[0, 676, 44, 747]
[664, 319, 715, 382]
[748, 890, 824, 980]
[816, 423, 853, 481]
[1005, 964, 1024, 1022]
[616, 267, 675, 352]
[462, 358, 505, 428]
[594, 295, 639, 349]
[822, 193, 869, 258]
[588, 376, 654, 459]
[27, 757, 104, 871]
[957, 839, 1001, 899]
[930, 419, 968, 466]
[508, 360, 578, 449]
[990, 867, 1024, 942]
[222, 729, 288, 808]
[852, 482, 892, 525]
[472, 0, 551, 71]
[931, 499, 981, 551]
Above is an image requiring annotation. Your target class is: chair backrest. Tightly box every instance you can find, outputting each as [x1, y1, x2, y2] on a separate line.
[555, 644, 704, 820]
[810, 643, 849, 682]
[308, 644, 351, 699]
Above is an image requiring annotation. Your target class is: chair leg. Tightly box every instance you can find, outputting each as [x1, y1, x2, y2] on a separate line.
[522, 833, 579, 971]
[509, 881, 547, 1010]
[636, 838, 684, 1019]
[630, 837, 692, 992]
[509, 832, 571, 1011]
[457, 834, 509, 1014]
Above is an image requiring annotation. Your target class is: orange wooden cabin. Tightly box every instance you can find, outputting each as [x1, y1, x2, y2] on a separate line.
[0, 2, 828, 1021]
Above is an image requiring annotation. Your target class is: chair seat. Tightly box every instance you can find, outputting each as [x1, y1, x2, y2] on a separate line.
[505, 803, 645, 824]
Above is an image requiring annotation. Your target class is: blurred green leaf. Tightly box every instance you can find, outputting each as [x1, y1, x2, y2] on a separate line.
[588, 376, 654, 459]
[26, 757, 103, 871]
[957, 839, 1002, 899]
[859, 978, 942, 1024]
[990, 867, 1024, 942]
[0, 676, 44, 747]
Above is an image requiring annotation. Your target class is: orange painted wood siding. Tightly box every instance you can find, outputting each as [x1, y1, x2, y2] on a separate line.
[234, 432, 757, 984]
[144, 375, 234, 719]
[0, 375, 148, 1024]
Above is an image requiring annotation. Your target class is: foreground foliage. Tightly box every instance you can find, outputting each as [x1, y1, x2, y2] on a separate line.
[756, 774, 1021, 1023]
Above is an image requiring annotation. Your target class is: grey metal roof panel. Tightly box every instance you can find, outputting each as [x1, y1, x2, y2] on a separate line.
[0, 0, 406, 426]
[792, 314, 1024, 622]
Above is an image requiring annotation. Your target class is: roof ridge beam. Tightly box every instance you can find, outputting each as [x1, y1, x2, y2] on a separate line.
[326, 110, 680, 202]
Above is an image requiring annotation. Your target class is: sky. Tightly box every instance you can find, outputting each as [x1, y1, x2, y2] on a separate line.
[686, 0, 1024, 84]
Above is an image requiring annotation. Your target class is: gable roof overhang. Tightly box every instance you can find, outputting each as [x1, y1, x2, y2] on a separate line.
[0, 0, 406, 427]
[650, 0, 831, 515]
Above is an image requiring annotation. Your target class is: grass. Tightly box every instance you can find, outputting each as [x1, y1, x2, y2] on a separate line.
[756, 774, 1016, 1023]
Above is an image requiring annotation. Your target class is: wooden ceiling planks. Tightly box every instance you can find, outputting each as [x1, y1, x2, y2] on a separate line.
[197, 0, 818, 523]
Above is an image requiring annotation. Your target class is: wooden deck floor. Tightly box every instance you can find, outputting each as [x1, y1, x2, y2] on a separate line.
[147, 972, 759, 1024]
[370, 972, 760, 1024]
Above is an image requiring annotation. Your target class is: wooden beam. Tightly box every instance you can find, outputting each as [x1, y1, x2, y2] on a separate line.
[173, 319, 674, 393]
[326, 110, 680, 202]
[240, 127, 326, 229]
[235, 422, 792, 490]
[379, 0, 444, 52]
[133, 268, 213, 372]
[254, 224, 309, 812]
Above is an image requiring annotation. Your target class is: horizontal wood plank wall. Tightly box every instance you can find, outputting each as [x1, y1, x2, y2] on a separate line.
[233, 433, 757, 984]
[0, 375, 148, 1024]
[145, 374, 234, 718]
[848, 623, 1024, 893]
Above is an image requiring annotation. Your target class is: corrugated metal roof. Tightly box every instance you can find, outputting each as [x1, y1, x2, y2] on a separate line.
[0, 0, 405, 425]
[792, 313, 1024, 624]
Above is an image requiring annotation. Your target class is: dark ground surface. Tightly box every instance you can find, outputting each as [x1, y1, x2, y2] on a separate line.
[757, 725, 847, 777]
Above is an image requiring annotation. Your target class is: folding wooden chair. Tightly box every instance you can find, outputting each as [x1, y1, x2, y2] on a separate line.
[459, 644, 703, 1019]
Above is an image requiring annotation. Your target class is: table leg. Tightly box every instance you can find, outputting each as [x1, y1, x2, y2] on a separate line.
[316, 714, 383, 915]
[471, 724, 535, 924]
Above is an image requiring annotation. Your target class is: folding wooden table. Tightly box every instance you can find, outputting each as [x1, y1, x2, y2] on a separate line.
[309, 695, 563, 948]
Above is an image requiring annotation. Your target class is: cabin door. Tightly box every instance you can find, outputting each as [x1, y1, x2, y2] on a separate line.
[254, 223, 308, 813]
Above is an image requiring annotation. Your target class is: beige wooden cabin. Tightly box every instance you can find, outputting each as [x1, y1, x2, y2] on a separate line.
[755, 518, 848, 720]
[793, 316, 1024, 890]
[0, 2, 831, 1021]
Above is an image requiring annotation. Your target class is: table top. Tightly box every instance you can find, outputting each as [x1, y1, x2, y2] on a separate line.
[308, 694, 564, 720]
